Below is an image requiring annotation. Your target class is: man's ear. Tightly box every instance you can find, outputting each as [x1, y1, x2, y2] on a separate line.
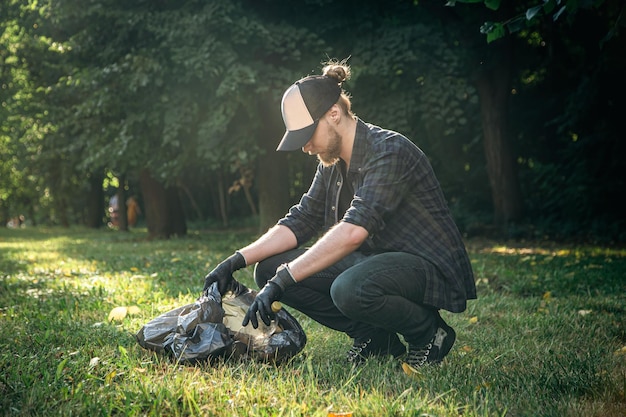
[327, 104, 341, 123]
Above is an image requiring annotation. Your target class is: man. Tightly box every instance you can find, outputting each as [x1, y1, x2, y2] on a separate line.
[203, 61, 476, 372]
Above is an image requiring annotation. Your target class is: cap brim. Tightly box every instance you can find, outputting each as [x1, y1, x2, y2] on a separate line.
[276, 121, 318, 151]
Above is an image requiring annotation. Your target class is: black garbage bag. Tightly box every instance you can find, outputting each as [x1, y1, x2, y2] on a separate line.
[135, 282, 306, 364]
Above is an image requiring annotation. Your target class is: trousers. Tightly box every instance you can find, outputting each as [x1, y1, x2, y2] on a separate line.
[254, 249, 441, 346]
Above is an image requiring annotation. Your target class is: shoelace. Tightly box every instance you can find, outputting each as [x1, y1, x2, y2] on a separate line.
[346, 338, 371, 362]
[405, 342, 432, 367]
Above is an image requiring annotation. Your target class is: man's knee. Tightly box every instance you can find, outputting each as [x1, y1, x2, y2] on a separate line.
[330, 274, 364, 317]
[253, 259, 277, 288]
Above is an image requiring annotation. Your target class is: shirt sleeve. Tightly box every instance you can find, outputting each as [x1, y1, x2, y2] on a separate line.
[343, 138, 420, 235]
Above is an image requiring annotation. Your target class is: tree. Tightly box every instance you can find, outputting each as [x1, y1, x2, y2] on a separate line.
[3, 0, 623, 242]
[42, 0, 336, 237]
[1, 0, 82, 227]
[449, 0, 626, 240]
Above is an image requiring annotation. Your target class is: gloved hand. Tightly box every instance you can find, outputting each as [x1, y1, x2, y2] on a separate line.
[203, 252, 246, 296]
[242, 264, 297, 328]
[242, 281, 282, 328]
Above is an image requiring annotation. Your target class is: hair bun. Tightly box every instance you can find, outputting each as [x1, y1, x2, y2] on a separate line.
[322, 60, 351, 85]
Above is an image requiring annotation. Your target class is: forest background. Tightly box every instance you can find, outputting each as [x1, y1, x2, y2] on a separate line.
[1, 0, 625, 243]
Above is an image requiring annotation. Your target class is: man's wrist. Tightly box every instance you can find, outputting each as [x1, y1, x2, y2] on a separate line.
[232, 251, 247, 269]
[269, 264, 297, 292]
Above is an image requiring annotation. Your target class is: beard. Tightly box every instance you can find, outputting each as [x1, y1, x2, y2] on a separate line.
[317, 125, 342, 167]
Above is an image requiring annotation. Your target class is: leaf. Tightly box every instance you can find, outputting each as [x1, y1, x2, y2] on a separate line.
[89, 357, 100, 369]
[526, 5, 542, 20]
[104, 370, 117, 385]
[543, 0, 557, 14]
[118, 345, 128, 359]
[108, 306, 128, 322]
[486, 23, 506, 43]
[506, 16, 527, 34]
[401, 362, 424, 378]
[56, 358, 69, 382]
[484, 0, 501, 11]
[553, 5, 567, 21]
[127, 305, 141, 315]
[480, 21, 496, 35]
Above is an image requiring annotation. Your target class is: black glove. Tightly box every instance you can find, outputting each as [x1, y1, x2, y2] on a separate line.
[203, 252, 246, 296]
[242, 281, 282, 328]
[242, 264, 297, 328]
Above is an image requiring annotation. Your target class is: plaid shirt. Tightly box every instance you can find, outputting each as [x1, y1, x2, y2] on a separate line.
[278, 119, 476, 312]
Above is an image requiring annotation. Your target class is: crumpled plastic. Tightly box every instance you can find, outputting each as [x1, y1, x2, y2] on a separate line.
[135, 282, 306, 364]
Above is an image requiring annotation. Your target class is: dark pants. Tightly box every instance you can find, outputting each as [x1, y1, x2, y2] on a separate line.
[254, 249, 440, 346]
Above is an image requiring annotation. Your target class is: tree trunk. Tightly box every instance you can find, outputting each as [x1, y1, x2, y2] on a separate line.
[117, 174, 128, 232]
[178, 179, 204, 221]
[242, 185, 257, 217]
[256, 93, 291, 233]
[475, 36, 523, 233]
[85, 170, 104, 228]
[167, 186, 187, 237]
[139, 168, 187, 239]
[217, 171, 228, 227]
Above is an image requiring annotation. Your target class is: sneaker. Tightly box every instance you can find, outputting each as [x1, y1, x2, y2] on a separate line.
[402, 320, 456, 375]
[346, 333, 406, 365]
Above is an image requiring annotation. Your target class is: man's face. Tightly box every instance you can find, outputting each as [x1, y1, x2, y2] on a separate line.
[302, 118, 342, 167]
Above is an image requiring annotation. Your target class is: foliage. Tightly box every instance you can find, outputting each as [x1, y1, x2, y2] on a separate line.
[50, 0, 271, 181]
[450, 0, 625, 44]
[0, 1, 52, 222]
[505, 0, 626, 243]
[1, 0, 625, 242]
[0, 228, 624, 416]
[2, 0, 330, 227]
[344, 4, 486, 205]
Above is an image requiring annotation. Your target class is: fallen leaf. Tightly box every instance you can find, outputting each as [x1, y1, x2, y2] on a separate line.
[127, 305, 141, 315]
[89, 357, 100, 368]
[401, 362, 424, 379]
[104, 370, 117, 385]
[108, 306, 128, 321]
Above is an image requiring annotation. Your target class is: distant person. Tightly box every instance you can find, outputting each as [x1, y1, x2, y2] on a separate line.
[108, 194, 119, 228]
[203, 60, 476, 373]
[6, 215, 24, 228]
[126, 196, 141, 227]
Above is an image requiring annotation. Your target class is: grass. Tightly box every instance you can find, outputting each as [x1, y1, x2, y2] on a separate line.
[0, 227, 624, 417]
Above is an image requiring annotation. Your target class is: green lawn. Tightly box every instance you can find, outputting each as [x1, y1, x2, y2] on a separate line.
[1, 227, 624, 416]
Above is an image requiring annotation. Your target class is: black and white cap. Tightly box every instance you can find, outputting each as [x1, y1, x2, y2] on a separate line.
[276, 75, 342, 151]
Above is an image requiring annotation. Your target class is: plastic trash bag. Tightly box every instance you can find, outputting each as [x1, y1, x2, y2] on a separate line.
[135, 282, 306, 364]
